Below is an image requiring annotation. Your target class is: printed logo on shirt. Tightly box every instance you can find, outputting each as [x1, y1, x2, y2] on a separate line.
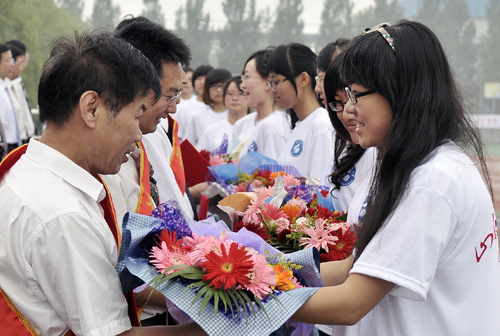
[358, 196, 369, 222]
[290, 140, 303, 157]
[247, 140, 258, 153]
[340, 166, 356, 186]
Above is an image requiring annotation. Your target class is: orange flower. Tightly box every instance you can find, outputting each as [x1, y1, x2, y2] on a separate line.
[282, 204, 301, 220]
[273, 264, 295, 291]
[269, 172, 287, 181]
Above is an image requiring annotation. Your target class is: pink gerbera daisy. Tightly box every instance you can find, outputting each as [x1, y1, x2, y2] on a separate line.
[150, 241, 191, 275]
[300, 218, 338, 252]
[238, 252, 277, 300]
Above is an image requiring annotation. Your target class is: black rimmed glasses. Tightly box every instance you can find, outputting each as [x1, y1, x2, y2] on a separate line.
[345, 86, 375, 104]
[163, 90, 182, 106]
[267, 78, 288, 88]
[328, 100, 349, 112]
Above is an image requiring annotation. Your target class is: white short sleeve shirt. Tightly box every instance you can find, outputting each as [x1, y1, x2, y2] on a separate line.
[335, 143, 500, 336]
[0, 139, 131, 336]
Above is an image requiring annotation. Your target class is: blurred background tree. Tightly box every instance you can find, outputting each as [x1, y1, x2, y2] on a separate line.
[217, 0, 263, 73]
[0, 0, 88, 107]
[317, 0, 354, 47]
[90, 0, 121, 28]
[141, 0, 165, 26]
[268, 0, 304, 45]
[175, 0, 212, 67]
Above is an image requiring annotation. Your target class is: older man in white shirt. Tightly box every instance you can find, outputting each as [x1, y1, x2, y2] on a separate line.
[0, 32, 205, 336]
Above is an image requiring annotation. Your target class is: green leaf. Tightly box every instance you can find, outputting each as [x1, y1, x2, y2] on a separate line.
[219, 289, 233, 316]
[213, 291, 219, 315]
[189, 284, 211, 309]
[199, 287, 215, 314]
[186, 280, 209, 290]
[253, 297, 271, 323]
[226, 289, 240, 319]
[240, 291, 257, 325]
[231, 289, 249, 326]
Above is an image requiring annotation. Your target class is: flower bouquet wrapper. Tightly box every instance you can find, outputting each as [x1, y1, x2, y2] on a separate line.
[122, 201, 324, 336]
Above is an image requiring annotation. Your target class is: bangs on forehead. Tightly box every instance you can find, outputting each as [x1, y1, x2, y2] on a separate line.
[339, 32, 395, 91]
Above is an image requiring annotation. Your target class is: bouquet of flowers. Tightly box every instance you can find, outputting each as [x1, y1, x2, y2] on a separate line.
[230, 177, 356, 262]
[121, 201, 325, 336]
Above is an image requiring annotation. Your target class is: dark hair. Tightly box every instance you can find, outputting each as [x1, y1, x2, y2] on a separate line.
[223, 76, 242, 96]
[0, 44, 10, 59]
[224, 76, 250, 114]
[5, 40, 26, 54]
[242, 47, 275, 78]
[192, 64, 214, 88]
[324, 52, 367, 192]
[202, 68, 232, 105]
[267, 43, 317, 94]
[6, 43, 22, 60]
[268, 43, 317, 128]
[38, 32, 162, 126]
[183, 65, 192, 73]
[115, 16, 191, 77]
[317, 38, 351, 72]
[339, 20, 492, 259]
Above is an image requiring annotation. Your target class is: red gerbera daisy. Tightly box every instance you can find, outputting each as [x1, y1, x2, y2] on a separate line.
[199, 149, 211, 162]
[233, 221, 270, 241]
[156, 230, 191, 253]
[307, 203, 335, 220]
[254, 169, 273, 186]
[321, 227, 357, 261]
[201, 242, 254, 290]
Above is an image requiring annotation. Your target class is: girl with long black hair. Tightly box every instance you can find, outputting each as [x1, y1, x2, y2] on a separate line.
[291, 20, 499, 335]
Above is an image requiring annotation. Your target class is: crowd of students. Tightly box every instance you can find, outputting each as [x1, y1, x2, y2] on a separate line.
[0, 16, 498, 336]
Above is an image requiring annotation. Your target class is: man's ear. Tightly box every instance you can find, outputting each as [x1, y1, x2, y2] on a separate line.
[79, 91, 101, 129]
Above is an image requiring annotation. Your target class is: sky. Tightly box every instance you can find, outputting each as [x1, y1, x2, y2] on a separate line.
[81, 0, 375, 35]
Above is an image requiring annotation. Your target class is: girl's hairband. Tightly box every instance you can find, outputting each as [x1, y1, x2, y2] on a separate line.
[364, 22, 395, 52]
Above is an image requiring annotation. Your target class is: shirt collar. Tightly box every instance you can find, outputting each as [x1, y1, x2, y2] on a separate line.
[25, 139, 106, 202]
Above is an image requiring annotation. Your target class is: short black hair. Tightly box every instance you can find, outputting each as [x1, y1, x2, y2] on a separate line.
[192, 64, 214, 88]
[115, 16, 191, 77]
[267, 43, 317, 94]
[202, 68, 232, 105]
[0, 43, 10, 56]
[242, 47, 275, 78]
[6, 43, 22, 60]
[38, 31, 162, 126]
[5, 40, 26, 54]
[317, 38, 351, 72]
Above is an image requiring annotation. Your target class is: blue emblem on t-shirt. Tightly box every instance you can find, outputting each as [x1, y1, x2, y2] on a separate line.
[340, 166, 356, 186]
[358, 196, 369, 222]
[290, 140, 303, 157]
[247, 140, 258, 153]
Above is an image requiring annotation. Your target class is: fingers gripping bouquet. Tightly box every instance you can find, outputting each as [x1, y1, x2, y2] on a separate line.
[121, 201, 324, 336]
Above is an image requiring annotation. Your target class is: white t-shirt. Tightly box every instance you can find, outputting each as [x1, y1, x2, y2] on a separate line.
[142, 122, 194, 219]
[320, 147, 377, 212]
[196, 118, 234, 152]
[278, 107, 334, 179]
[173, 95, 204, 141]
[0, 139, 131, 336]
[336, 142, 500, 336]
[238, 110, 291, 161]
[186, 105, 228, 146]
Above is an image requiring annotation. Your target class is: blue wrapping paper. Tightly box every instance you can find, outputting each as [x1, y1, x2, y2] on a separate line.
[121, 201, 324, 336]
